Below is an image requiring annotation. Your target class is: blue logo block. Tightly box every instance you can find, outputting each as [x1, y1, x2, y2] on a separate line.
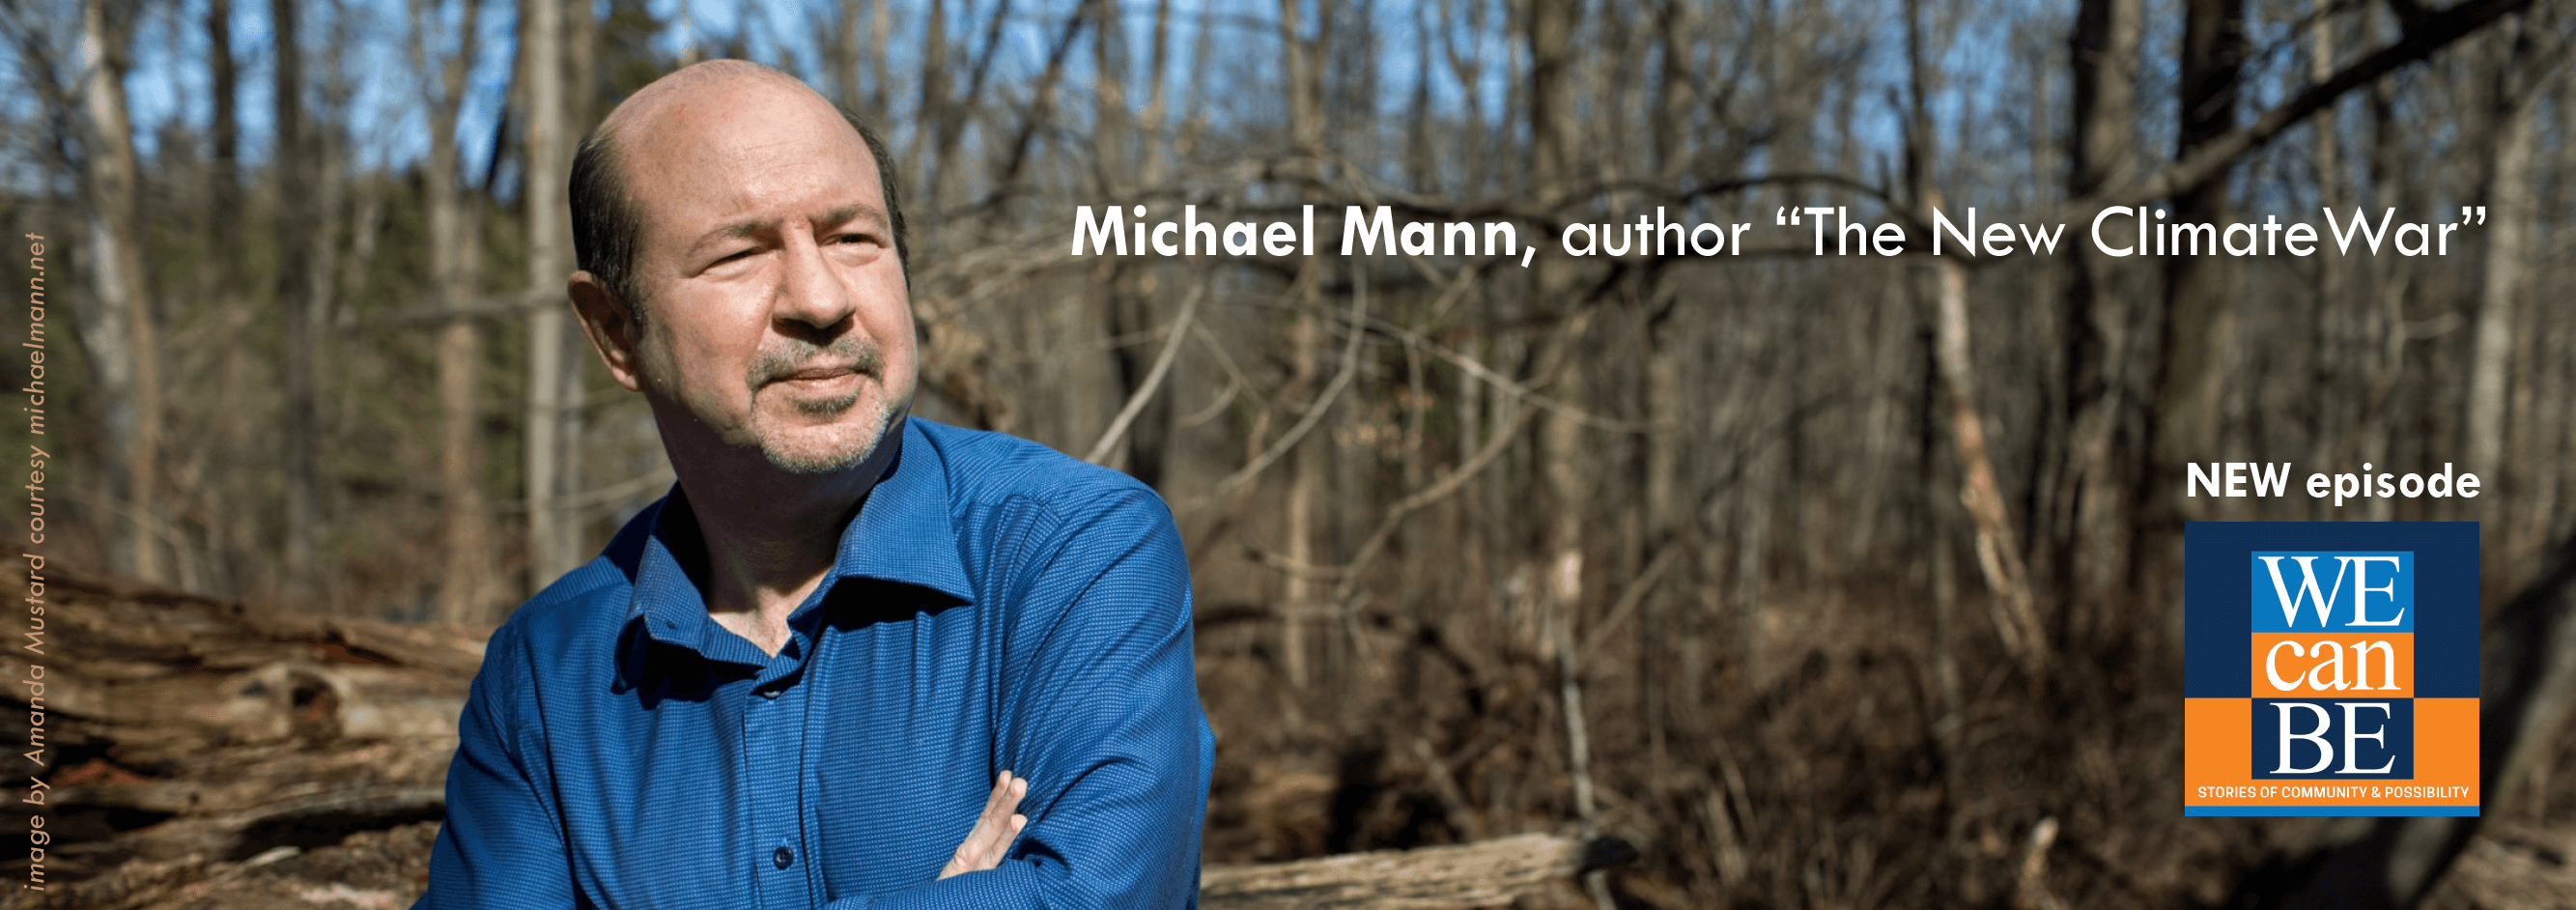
[2251, 697, 2414, 780]
[2251, 552, 2413, 633]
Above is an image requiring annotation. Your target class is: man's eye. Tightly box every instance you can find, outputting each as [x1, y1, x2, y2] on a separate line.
[834, 233, 874, 246]
[714, 247, 758, 264]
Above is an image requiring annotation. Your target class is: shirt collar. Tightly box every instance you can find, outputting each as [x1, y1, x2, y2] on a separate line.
[623, 415, 977, 660]
[825, 415, 975, 604]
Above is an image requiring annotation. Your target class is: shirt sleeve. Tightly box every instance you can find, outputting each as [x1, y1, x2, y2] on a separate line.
[413, 622, 580, 910]
[825, 488, 1212, 910]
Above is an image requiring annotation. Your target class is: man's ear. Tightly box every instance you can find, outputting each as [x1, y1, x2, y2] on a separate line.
[569, 270, 647, 393]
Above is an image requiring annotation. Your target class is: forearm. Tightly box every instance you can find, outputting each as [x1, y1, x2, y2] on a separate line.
[823, 718, 1208, 910]
[830, 491, 1209, 910]
[823, 847, 1202, 910]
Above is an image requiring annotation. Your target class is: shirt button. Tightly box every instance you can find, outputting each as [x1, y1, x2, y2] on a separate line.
[759, 687, 781, 699]
[774, 845, 794, 869]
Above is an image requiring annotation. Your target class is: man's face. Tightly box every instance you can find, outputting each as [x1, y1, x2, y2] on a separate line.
[609, 79, 916, 475]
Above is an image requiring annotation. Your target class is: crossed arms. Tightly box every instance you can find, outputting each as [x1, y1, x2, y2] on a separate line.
[416, 492, 1211, 909]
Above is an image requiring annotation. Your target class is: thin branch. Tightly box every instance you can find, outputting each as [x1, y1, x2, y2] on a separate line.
[1576, 543, 1683, 667]
[1201, 267, 1369, 503]
[2073, 0, 2534, 213]
[1187, 321, 1265, 418]
[1368, 313, 1668, 434]
[1086, 282, 1204, 464]
[982, 3, 1091, 202]
[491, 467, 672, 513]
[1176, 374, 1240, 428]
[1325, 395, 1542, 601]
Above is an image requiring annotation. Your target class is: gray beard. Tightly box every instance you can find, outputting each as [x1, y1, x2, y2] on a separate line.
[748, 337, 893, 473]
[763, 395, 904, 475]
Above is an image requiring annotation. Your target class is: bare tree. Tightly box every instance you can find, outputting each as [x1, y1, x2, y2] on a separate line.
[1526, 0, 1582, 623]
[1907, 0, 2042, 675]
[204, 0, 241, 294]
[72, 0, 164, 584]
[1087, 0, 1175, 489]
[1274, 0, 1325, 689]
[273, 0, 326, 597]
[2154, 0, 2249, 480]
[411, 0, 495, 622]
[524, 0, 577, 590]
[2466, 16, 2541, 494]
[2051, 0, 2143, 619]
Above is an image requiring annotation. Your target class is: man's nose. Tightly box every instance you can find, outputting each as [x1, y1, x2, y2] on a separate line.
[773, 231, 859, 333]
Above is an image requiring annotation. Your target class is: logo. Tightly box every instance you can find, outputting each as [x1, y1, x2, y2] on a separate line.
[2185, 524, 2477, 816]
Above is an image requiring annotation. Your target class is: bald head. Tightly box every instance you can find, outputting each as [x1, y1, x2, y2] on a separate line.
[569, 61, 908, 316]
[595, 59, 811, 137]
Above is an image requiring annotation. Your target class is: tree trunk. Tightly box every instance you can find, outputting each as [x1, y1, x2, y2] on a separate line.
[1277, 0, 1320, 155]
[1139, 0, 1174, 186]
[1088, 0, 1170, 490]
[413, 0, 492, 624]
[1910, 0, 2043, 675]
[913, 0, 949, 210]
[2052, 0, 2142, 624]
[1282, 292, 1318, 690]
[312, 83, 355, 586]
[1088, 0, 1128, 196]
[76, 0, 163, 584]
[555, 0, 596, 543]
[1651, 0, 1694, 184]
[1643, 0, 1689, 560]
[523, 0, 575, 591]
[1528, 0, 1582, 618]
[1523, 6, 1607, 907]
[565, 0, 595, 127]
[2155, 0, 2248, 488]
[205, 0, 241, 293]
[2303, 0, 2347, 522]
[273, 0, 321, 599]
[2467, 23, 2535, 496]
[867, 0, 891, 116]
[2360, 9, 2406, 526]
[1274, 0, 1325, 690]
[825, 0, 865, 108]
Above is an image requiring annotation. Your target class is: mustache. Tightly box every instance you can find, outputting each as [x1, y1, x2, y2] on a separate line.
[749, 337, 884, 386]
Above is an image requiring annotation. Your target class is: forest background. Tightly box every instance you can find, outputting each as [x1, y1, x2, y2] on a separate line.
[5, 0, 2576, 906]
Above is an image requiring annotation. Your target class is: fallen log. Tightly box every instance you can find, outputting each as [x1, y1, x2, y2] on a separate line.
[3, 573, 477, 889]
[13, 573, 1644, 910]
[9, 824, 1632, 910]
[14, 570, 2575, 909]
[1200, 833, 1638, 910]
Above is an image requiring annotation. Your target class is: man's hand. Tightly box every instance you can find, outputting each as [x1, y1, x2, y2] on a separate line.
[938, 770, 1029, 880]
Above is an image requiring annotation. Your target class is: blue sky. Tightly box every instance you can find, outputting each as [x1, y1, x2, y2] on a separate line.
[10, 0, 2086, 206]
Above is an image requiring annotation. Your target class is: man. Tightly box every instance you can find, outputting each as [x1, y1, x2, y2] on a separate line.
[416, 61, 1212, 909]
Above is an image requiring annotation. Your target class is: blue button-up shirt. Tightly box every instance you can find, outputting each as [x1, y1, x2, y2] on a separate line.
[418, 417, 1213, 909]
